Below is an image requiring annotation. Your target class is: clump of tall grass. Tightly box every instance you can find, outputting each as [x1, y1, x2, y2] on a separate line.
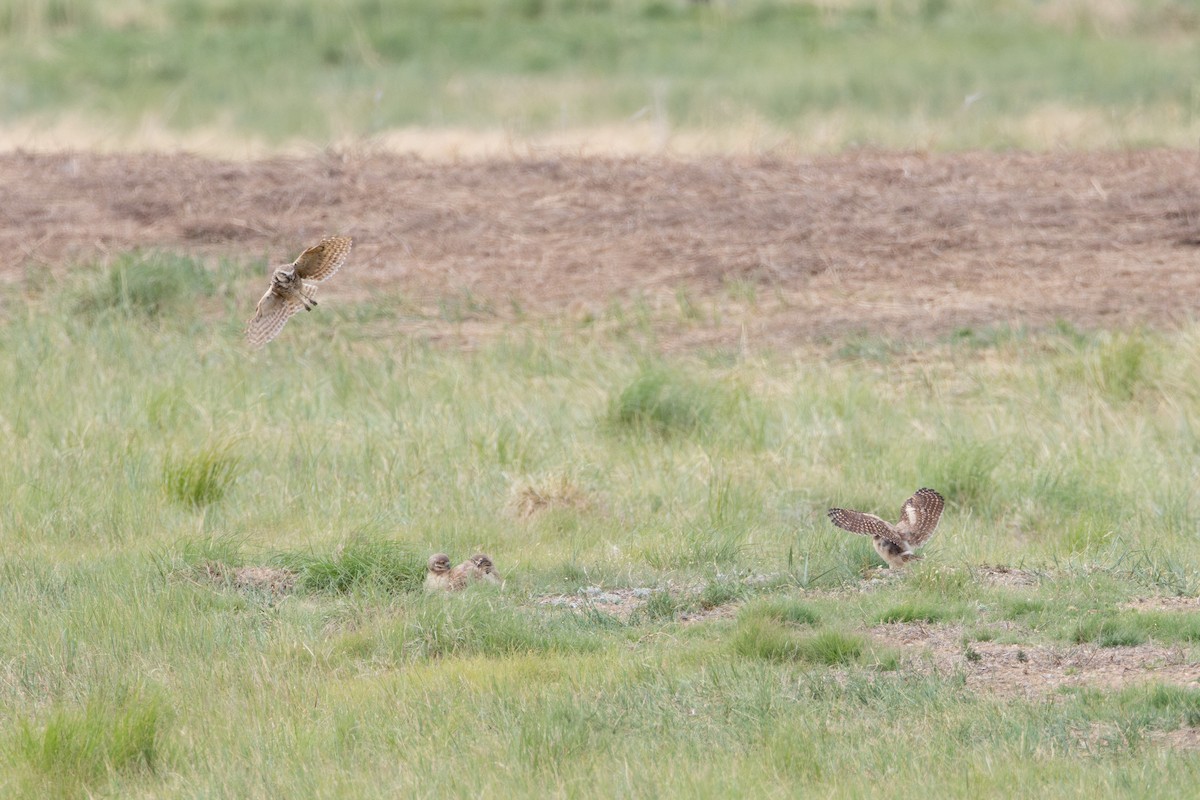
[14, 691, 167, 797]
[1069, 611, 1200, 648]
[918, 437, 1002, 510]
[698, 579, 748, 610]
[733, 619, 866, 665]
[1115, 546, 1200, 597]
[162, 440, 241, 508]
[738, 597, 821, 627]
[606, 364, 719, 438]
[635, 589, 678, 622]
[75, 252, 214, 319]
[1092, 332, 1155, 403]
[278, 537, 425, 594]
[875, 601, 952, 624]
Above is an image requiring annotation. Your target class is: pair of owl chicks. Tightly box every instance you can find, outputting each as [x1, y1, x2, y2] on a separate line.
[425, 553, 502, 592]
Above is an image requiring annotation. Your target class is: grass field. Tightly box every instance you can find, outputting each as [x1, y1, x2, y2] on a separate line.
[2, 254, 1200, 796]
[3, 0, 1200, 795]
[2, 0, 1200, 152]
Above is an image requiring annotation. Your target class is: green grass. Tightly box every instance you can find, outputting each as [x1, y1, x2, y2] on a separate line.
[6, 254, 1200, 795]
[13, 688, 167, 799]
[277, 537, 427, 594]
[162, 438, 242, 508]
[3, 1, 1200, 151]
[74, 252, 216, 319]
[1071, 611, 1200, 648]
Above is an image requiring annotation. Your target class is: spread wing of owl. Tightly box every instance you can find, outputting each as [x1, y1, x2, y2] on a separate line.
[894, 487, 944, 546]
[293, 236, 352, 282]
[826, 507, 906, 547]
[245, 289, 306, 348]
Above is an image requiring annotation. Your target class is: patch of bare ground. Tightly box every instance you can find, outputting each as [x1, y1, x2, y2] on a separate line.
[847, 564, 1041, 592]
[538, 587, 654, 622]
[201, 562, 297, 595]
[536, 585, 736, 624]
[1150, 727, 1200, 750]
[1122, 596, 1200, 612]
[3, 149, 1199, 346]
[973, 564, 1042, 587]
[870, 622, 1200, 699]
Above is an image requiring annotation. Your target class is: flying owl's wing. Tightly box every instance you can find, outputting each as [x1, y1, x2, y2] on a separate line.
[292, 235, 352, 282]
[826, 507, 905, 547]
[895, 488, 945, 546]
[245, 289, 305, 348]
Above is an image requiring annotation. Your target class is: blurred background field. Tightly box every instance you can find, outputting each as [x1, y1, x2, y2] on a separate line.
[2, 0, 1200, 155]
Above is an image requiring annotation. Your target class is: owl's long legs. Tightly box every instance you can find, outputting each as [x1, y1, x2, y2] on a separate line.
[299, 282, 319, 311]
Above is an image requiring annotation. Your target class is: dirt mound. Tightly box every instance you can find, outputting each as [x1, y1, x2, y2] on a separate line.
[202, 562, 297, 595]
[4, 149, 1198, 345]
[870, 621, 1200, 698]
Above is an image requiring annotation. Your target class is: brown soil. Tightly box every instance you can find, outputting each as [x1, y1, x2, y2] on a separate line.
[4, 149, 1198, 346]
[869, 621, 1200, 699]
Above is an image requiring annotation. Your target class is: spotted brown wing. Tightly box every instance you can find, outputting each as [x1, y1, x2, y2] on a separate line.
[245, 289, 305, 348]
[826, 507, 905, 547]
[292, 236, 352, 282]
[895, 488, 945, 546]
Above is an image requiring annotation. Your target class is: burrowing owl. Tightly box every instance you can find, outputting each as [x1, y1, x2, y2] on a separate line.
[827, 487, 945, 568]
[245, 235, 352, 347]
[424, 553, 466, 592]
[464, 553, 501, 585]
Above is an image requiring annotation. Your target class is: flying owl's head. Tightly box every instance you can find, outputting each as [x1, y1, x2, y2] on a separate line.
[271, 266, 298, 289]
[427, 553, 452, 574]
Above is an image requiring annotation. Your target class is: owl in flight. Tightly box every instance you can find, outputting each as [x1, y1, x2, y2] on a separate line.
[827, 487, 945, 568]
[245, 235, 352, 347]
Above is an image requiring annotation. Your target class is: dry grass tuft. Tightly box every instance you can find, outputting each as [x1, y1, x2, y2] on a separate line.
[507, 473, 595, 521]
[203, 562, 297, 594]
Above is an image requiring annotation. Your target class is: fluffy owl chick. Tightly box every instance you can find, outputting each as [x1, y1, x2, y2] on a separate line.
[467, 553, 502, 585]
[826, 487, 945, 568]
[245, 235, 353, 348]
[424, 553, 466, 592]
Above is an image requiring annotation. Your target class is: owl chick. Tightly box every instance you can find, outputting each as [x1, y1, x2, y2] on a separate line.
[424, 553, 466, 592]
[467, 553, 502, 585]
[245, 235, 352, 347]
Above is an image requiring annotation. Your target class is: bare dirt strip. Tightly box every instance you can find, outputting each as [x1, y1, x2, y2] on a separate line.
[1, 148, 1198, 345]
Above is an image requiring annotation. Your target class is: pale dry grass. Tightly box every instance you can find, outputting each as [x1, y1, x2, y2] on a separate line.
[5, 104, 1200, 160]
[507, 473, 595, 521]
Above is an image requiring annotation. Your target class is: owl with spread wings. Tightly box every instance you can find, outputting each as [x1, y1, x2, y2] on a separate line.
[245, 235, 352, 347]
[827, 487, 945, 568]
